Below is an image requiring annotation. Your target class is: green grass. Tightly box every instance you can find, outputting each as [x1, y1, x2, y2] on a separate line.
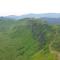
[0, 20, 39, 60]
[0, 18, 59, 60]
[32, 48, 57, 60]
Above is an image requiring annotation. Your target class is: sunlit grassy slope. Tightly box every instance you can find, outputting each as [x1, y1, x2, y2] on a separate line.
[32, 46, 57, 60]
[0, 18, 60, 60]
[0, 19, 39, 60]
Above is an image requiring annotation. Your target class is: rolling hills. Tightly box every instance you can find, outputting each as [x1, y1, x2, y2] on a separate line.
[0, 17, 60, 60]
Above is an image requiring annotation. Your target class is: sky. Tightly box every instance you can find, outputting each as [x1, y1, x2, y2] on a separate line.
[0, 0, 60, 16]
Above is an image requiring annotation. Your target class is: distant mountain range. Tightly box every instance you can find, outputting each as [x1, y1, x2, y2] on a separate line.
[0, 13, 60, 24]
[3, 13, 60, 19]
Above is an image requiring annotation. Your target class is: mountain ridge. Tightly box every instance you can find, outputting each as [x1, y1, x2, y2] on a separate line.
[3, 13, 60, 19]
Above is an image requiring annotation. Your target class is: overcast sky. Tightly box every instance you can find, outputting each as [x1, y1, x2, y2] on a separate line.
[0, 0, 60, 16]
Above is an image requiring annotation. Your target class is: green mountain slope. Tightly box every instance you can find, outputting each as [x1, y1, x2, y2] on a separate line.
[0, 18, 60, 60]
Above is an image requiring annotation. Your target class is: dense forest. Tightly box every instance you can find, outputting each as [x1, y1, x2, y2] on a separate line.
[0, 18, 60, 60]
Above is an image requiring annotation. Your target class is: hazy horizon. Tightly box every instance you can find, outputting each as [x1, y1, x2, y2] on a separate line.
[0, 0, 60, 16]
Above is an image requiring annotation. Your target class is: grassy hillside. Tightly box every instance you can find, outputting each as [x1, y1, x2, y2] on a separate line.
[0, 18, 60, 60]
